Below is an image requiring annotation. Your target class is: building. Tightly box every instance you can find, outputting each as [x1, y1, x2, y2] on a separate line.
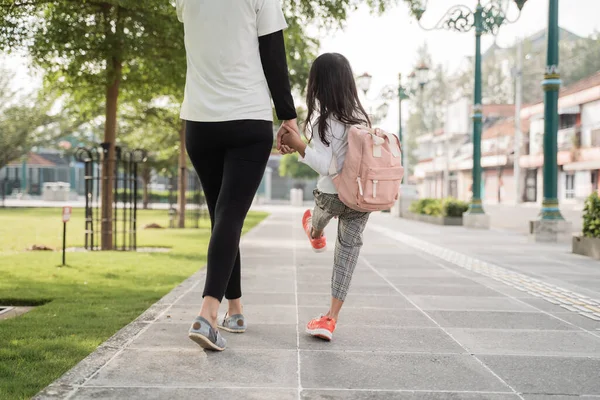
[520, 71, 600, 204]
[414, 100, 515, 201]
[0, 150, 85, 197]
[414, 72, 600, 206]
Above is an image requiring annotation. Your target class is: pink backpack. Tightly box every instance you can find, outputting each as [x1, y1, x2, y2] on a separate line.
[330, 125, 404, 212]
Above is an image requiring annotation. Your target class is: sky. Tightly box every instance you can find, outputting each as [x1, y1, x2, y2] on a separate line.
[316, 0, 600, 132]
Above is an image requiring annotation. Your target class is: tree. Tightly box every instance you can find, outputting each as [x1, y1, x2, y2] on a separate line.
[280, 153, 318, 181]
[118, 99, 182, 210]
[1, 0, 186, 249]
[404, 43, 449, 177]
[0, 68, 74, 172]
[1, 0, 398, 240]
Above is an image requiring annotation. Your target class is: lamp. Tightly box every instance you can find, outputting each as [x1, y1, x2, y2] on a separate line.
[356, 72, 373, 96]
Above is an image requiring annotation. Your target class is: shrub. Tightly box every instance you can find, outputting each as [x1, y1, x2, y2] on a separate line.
[410, 197, 468, 218]
[410, 198, 440, 215]
[583, 192, 600, 238]
[443, 198, 469, 218]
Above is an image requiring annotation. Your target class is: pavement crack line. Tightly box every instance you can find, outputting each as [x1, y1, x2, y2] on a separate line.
[361, 256, 526, 399]
[291, 213, 303, 399]
[369, 224, 600, 324]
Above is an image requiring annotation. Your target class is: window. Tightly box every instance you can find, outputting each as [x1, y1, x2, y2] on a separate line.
[592, 170, 599, 193]
[565, 173, 575, 199]
[559, 114, 577, 130]
[591, 128, 600, 147]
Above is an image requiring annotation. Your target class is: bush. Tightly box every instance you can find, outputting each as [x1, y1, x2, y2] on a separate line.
[410, 197, 468, 218]
[443, 198, 469, 218]
[410, 198, 440, 215]
[583, 192, 600, 238]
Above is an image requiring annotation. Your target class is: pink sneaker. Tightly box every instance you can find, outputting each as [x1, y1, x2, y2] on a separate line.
[302, 210, 326, 253]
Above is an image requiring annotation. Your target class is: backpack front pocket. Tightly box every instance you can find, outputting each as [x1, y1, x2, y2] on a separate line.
[360, 167, 404, 205]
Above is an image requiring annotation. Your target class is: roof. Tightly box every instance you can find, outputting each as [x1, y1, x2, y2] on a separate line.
[481, 104, 515, 118]
[559, 71, 600, 98]
[482, 118, 529, 140]
[7, 152, 68, 167]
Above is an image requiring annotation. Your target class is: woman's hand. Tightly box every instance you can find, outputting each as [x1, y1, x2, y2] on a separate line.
[277, 119, 300, 155]
[280, 123, 307, 158]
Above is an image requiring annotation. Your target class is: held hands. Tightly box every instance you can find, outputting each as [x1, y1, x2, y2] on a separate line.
[277, 119, 301, 155]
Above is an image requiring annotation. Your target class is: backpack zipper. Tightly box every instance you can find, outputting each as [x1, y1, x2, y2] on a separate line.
[373, 180, 378, 198]
[356, 177, 364, 196]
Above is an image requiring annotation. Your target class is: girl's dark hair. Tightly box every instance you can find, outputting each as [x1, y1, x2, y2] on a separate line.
[305, 53, 371, 146]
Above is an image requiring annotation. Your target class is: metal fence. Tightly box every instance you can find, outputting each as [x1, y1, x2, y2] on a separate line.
[167, 169, 207, 228]
[75, 145, 147, 251]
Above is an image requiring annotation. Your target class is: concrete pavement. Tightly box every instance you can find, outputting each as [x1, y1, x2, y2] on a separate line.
[36, 208, 600, 399]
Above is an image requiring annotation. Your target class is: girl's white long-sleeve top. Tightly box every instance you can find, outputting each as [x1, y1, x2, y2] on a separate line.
[299, 118, 348, 194]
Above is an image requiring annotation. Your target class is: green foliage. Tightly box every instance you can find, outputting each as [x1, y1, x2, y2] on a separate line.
[0, 67, 76, 170]
[0, 0, 186, 103]
[279, 153, 318, 180]
[583, 192, 600, 238]
[0, 207, 267, 399]
[443, 198, 469, 218]
[410, 198, 468, 218]
[456, 30, 600, 105]
[410, 198, 441, 216]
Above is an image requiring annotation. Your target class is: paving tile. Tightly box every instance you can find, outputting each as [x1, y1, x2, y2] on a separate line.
[427, 311, 576, 330]
[523, 395, 595, 400]
[300, 352, 510, 392]
[300, 326, 463, 353]
[88, 349, 298, 388]
[297, 293, 415, 309]
[547, 312, 600, 331]
[177, 291, 296, 306]
[297, 282, 400, 295]
[189, 277, 296, 293]
[157, 304, 297, 325]
[388, 277, 484, 287]
[130, 322, 297, 350]
[375, 268, 459, 278]
[298, 306, 435, 328]
[301, 391, 520, 400]
[397, 285, 505, 297]
[480, 355, 600, 395]
[70, 388, 297, 400]
[409, 296, 533, 312]
[448, 328, 600, 356]
[518, 297, 573, 313]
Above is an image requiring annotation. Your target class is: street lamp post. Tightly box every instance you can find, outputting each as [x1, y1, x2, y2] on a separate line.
[405, 0, 527, 229]
[530, 0, 570, 241]
[356, 72, 396, 126]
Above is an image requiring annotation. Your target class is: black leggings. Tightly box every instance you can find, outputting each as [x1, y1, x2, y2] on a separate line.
[185, 120, 272, 301]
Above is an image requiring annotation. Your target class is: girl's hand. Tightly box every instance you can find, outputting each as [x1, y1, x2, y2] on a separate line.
[281, 126, 307, 157]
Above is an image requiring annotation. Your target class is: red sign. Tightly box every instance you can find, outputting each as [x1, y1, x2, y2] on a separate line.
[62, 206, 72, 223]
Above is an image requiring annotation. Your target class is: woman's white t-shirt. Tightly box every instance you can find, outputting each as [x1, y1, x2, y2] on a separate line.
[176, 0, 287, 122]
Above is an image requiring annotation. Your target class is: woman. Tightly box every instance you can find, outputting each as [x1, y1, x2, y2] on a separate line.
[177, 0, 298, 351]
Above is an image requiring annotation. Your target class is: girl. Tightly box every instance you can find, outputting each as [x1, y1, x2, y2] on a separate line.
[280, 52, 371, 341]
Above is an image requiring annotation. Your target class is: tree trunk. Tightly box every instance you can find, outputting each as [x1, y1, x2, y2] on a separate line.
[100, 5, 122, 250]
[141, 164, 151, 210]
[177, 122, 187, 228]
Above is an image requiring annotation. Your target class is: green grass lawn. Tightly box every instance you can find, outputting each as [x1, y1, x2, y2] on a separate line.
[0, 207, 268, 400]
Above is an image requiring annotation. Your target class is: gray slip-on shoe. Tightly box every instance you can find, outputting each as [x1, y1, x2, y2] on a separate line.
[218, 313, 247, 333]
[188, 316, 227, 351]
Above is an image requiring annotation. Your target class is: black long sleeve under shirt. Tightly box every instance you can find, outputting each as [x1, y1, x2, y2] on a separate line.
[258, 30, 297, 121]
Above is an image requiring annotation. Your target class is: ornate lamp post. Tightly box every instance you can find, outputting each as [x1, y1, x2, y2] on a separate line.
[405, 0, 527, 229]
[356, 72, 396, 126]
[531, 0, 568, 242]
